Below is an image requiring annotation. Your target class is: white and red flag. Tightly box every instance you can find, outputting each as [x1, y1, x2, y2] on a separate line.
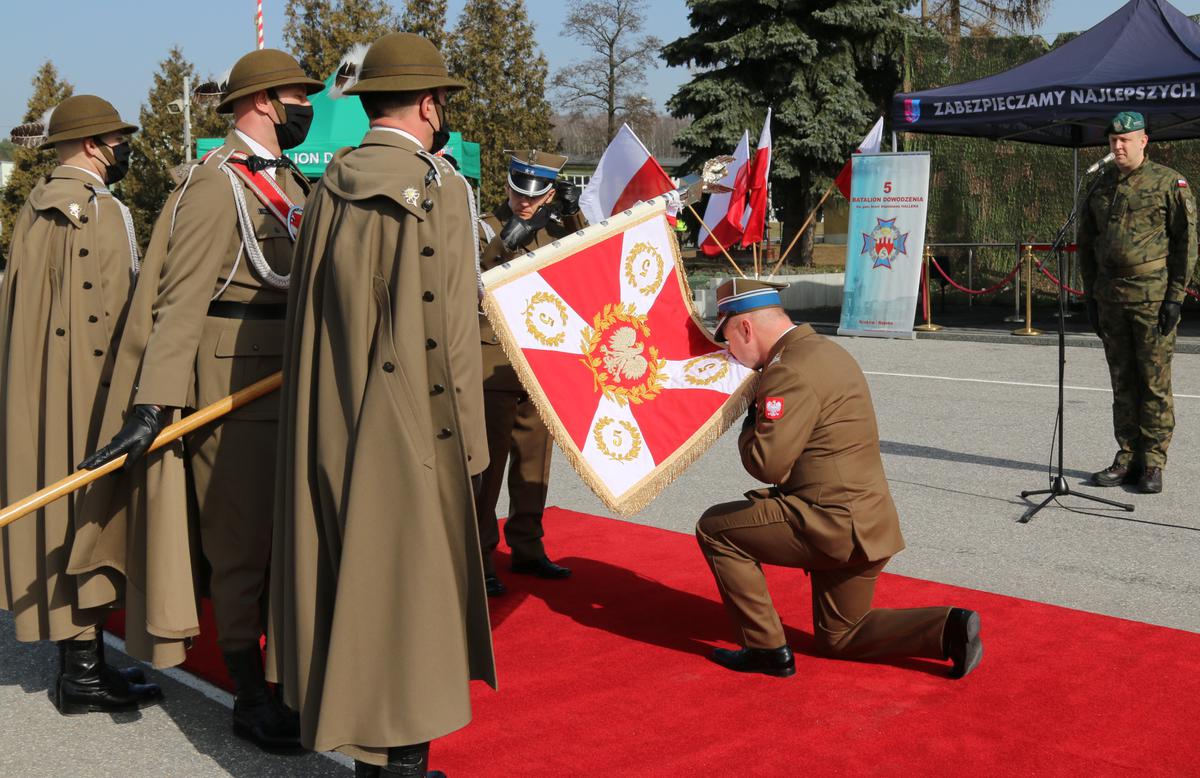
[834, 117, 884, 199]
[482, 198, 755, 514]
[579, 124, 677, 224]
[741, 108, 772, 247]
[698, 130, 750, 256]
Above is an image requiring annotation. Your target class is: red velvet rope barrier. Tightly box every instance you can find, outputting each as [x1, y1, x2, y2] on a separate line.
[1187, 287, 1200, 300]
[928, 256, 1023, 296]
[1033, 259, 1085, 296]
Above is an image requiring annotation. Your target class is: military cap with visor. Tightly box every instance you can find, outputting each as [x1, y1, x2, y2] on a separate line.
[507, 150, 568, 197]
[216, 48, 324, 113]
[1106, 110, 1146, 135]
[40, 95, 137, 150]
[713, 278, 789, 342]
[345, 33, 467, 95]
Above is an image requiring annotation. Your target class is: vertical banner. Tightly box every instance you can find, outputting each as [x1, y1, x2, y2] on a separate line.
[838, 151, 930, 339]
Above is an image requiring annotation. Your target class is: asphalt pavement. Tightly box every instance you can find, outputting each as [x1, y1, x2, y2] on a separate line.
[2, 333, 1197, 776]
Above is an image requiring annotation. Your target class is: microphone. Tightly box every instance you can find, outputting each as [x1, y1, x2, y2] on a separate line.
[1086, 152, 1115, 175]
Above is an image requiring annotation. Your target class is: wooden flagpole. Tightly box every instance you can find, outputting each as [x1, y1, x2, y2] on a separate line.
[767, 183, 836, 277]
[686, 203, 745, 278]
[0, 372, 283, 530]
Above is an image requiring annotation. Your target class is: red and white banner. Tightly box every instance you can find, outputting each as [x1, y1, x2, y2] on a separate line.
[834, 117, 884, 199]
[741, 108, 772, 247]
[482, 198, 756, 514]
[698, 130, 750, 256]
[579, 124, 676, 224]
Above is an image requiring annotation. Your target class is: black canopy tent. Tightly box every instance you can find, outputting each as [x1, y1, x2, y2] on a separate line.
[891, 0, 1200, 148]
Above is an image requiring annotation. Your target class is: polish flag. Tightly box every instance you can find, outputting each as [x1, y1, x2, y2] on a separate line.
[579, 124, 677, 224]
[698, 130, 750, 256]
[834, 117, 884, 199]
[740, 108, 772, 247]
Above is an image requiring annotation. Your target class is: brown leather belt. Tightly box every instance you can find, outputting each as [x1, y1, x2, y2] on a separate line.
[207, 301, 287, 320]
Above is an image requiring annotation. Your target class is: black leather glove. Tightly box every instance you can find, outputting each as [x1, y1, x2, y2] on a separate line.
[78, 404, 166, 470]
[499, 206, 554, 252]
[555, 180, 581, 215]
[1158, 300, 1182, 335]
[1085, 297, 1102, 337]
[741, 401, 758, 434]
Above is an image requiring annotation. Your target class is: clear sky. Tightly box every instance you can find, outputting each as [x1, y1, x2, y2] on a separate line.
[2, 1, 1198, 134]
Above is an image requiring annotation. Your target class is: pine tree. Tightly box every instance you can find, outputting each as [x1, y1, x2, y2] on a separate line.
[401, 0, 448, 51]
[664, 0, 924, 266]
[117, 48, 230, 247]
[284, 0, 398, 80]
[0, 62, 73, 259]
[552, 0, 662, 142]
[448, 0, 553, 208]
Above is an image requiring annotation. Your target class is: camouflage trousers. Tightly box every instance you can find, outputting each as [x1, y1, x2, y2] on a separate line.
[1096, 300, 1176, 468]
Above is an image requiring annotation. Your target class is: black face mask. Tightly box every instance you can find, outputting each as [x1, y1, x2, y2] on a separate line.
[273, 101, 314, 150]
[98, 141, 131, 185]
[430, 100, 450, 154]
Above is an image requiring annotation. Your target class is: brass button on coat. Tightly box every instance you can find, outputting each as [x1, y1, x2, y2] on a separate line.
[422, 199, 434, 212]
[383, 361, 395, 373]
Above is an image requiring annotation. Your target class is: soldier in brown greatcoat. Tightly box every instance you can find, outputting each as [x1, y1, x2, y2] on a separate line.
[77, 50, 323, 750]
[266, 33, 494, 777]
[695, 279, 984, 680]
[0, 95, 162, 714]
[476, 150, 584, 596]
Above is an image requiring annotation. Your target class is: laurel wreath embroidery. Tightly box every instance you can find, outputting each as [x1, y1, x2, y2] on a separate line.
[578, 302, 666, 406]
[593, 417, 642, 462]
[683, 354, 730, 386]
[523, 291, 568, 347]
[623, 241, 665, 296]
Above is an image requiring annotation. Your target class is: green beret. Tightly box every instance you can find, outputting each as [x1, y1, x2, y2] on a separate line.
[1107, 111, 1146, 135]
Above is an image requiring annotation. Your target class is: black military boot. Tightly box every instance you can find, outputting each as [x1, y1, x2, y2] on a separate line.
[943, 608, 984, 679]
[53, 634, 163, 714]
[223, 646, 303, 752]
[1092, 461, 1138, 487]
[1139, 466, 1163, 494]
[384, 741, 446, 777]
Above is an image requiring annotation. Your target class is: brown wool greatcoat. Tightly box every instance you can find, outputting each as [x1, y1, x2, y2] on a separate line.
[267, 128, 495, 765]
[0, 167, 135, 641]
[476, 202, 585, 569]
[71, 131, 305, 665]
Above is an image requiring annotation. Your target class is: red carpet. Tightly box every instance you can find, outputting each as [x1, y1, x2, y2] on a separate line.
[116, 508, 1200, 775]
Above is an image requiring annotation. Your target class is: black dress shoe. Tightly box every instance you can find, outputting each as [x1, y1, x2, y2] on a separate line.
[943, 608, 983, 679]
[511, 556, 571, 579]
[1092, 462, 1138, 487]
[485, 574, 507, 597]
[224, 647, 304, 753]
[53, 635, 164, 714]
[1139, 466, 1163, 494]
[710, 646, 795, 678]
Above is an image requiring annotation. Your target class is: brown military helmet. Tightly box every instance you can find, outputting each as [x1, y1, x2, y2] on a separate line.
[345, 32, 466, 95]
[40, 95, 138, 150]
[217, 48, 324, 114]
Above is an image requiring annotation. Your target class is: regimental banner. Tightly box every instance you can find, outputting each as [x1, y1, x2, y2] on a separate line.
[482, 198, 756, 515]
[838, 152, 931, 339]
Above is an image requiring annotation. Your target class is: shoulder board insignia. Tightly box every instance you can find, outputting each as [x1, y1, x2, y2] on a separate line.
[403, 187, 420, 206]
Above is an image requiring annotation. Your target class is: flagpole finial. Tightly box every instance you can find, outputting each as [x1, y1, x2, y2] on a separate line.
[678, 155, 736, 206]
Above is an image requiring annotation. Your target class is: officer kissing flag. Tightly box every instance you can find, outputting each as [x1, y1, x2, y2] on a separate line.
[482, 197, 756, 514]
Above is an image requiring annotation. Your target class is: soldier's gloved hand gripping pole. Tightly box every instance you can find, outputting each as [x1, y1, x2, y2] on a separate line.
[78, 404, 167, 470]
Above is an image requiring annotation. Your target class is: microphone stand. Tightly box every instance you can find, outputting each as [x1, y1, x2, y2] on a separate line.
[1018, 166, 1135, 523]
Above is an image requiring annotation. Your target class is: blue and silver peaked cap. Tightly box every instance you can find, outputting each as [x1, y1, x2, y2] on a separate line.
[507, 149, 568, 197]
[714, 278, 789, 342]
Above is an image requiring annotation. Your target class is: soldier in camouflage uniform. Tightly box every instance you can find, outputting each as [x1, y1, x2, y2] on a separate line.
[1078, 111, 1197, 494]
